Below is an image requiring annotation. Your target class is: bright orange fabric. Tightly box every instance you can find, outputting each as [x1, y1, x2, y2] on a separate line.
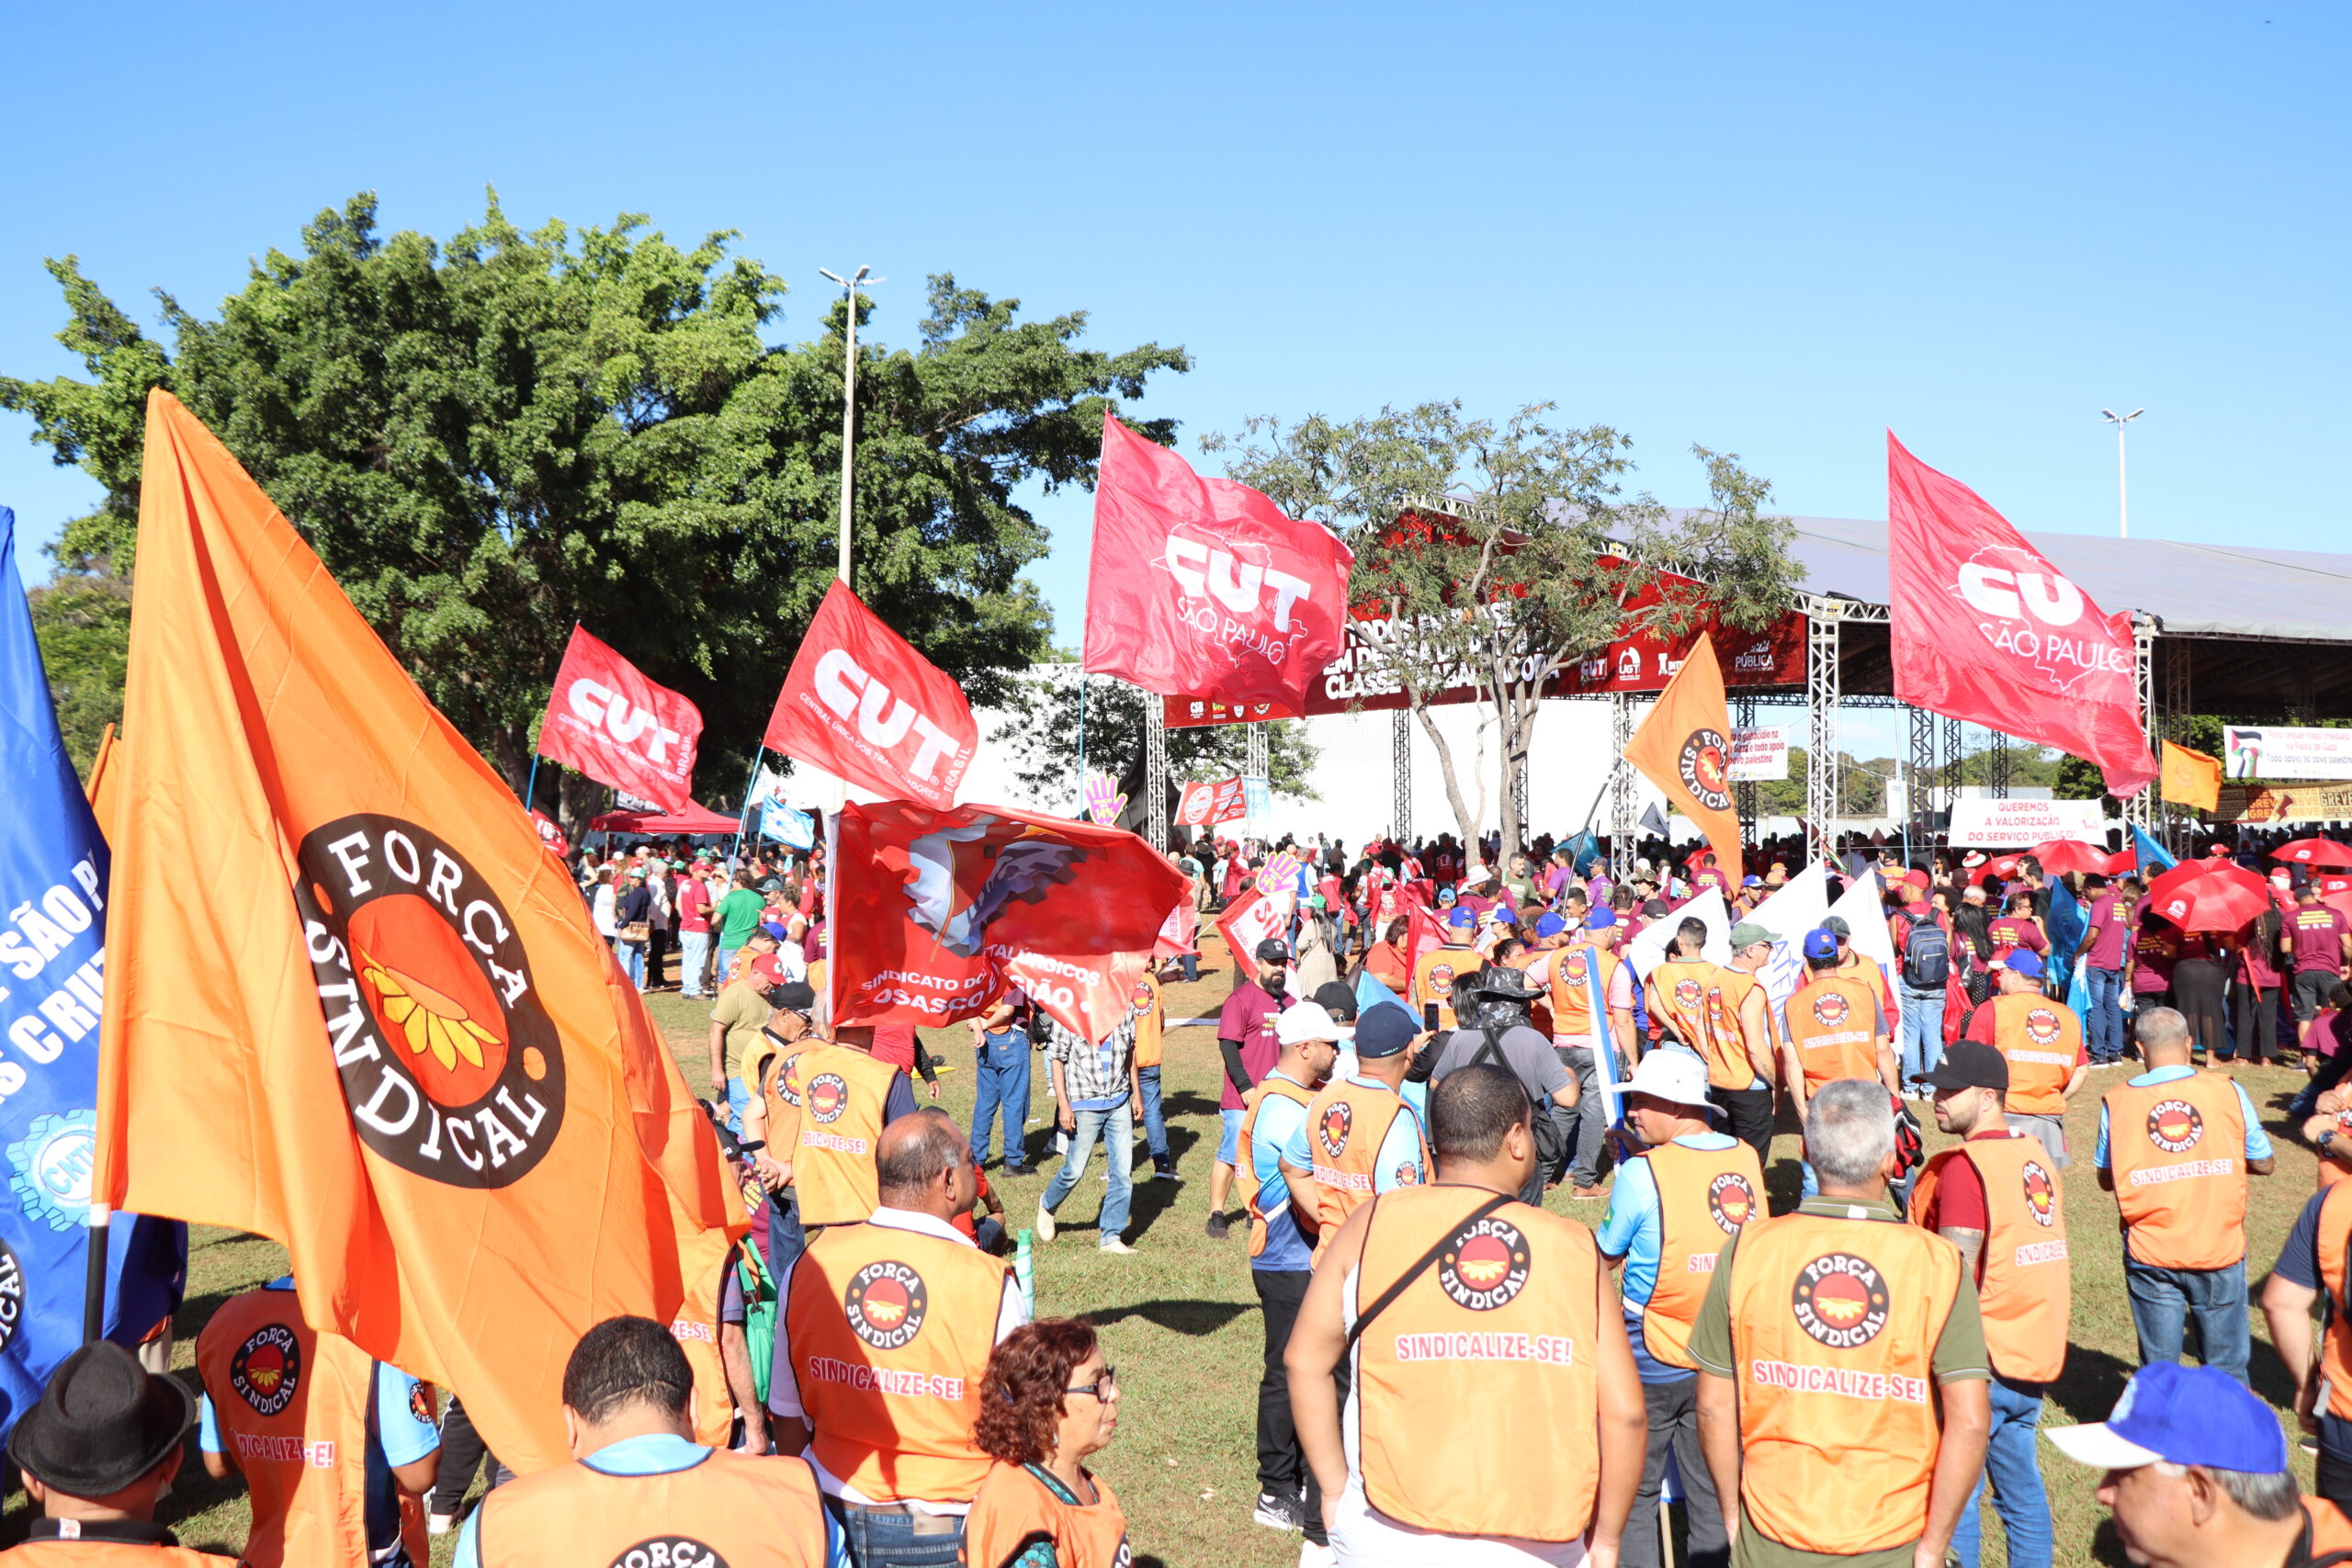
[1991, 994, 2083, 1116]
[1645, 958, 1716, 1054]
[673, 1249, 737, 1448]
[963, 1464, 1129, 1568]
[1701, 966, 1771, 1091]
[1410, 945, 1478, 1031]
[0, 1545, 234, 1565]
[2101, 1072, 2250, 1269]
[1238, 1075, 1317, 1258]
[781, 1044, 899, 1227]
[1302, 1079, 1429, 1249]
[95, 392, 741, 1474]
[1129, 972, 1165, 1068]
[2160, 740, 2223, 813]
[1637, 1140, 1762, 1371]
[83, 721, 124, 843]
[195, 1288, 374, 1568]
[1785, 974, 1883, 1092]
[475, 1447, 828, 1567]
[1620, 637, 1743, 874]
[1913, 1135, 2070, 1382]
[2311, 1181, 2352, 1420]
[1546, 943, 1621, 1046]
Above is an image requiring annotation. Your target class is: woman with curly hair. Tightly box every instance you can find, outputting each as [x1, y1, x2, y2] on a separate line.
[963, 1319, 1127, 1568]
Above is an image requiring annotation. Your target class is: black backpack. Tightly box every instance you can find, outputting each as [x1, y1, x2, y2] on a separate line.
[1900, 910, 1951, 990]
[1468, 1027, 1571, 1173]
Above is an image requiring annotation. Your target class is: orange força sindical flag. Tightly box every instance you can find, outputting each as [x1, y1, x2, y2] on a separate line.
[1620, 635, 1745, 875]
[94, 391, 743, 1474]
[2158, 739, 2222, 814]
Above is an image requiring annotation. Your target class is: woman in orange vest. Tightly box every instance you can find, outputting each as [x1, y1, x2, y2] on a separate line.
[963, 1320, 1130, 1568]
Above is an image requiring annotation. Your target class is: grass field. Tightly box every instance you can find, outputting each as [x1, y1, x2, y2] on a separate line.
[12, 933, 2327, 1566]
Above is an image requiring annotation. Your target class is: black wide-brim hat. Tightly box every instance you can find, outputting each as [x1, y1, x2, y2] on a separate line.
[8, 1340, 194, 1497]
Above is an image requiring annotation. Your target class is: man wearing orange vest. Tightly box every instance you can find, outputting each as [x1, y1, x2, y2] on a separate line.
[769, 1110, 1023, 1565]
[778, 1023, 922, 1230]
[1961, 950, 2087, 1169]
[1780, 929, 1898, 1122]
[1410, 908, 1482, 1032]
[1911, 1042, 2070, 1568]
[1645, 916, 1716, 1055]
[1531, 905, 1639, 1200]
[195, 1276, 441, 1568]
[1284, 1004, 1430, 1249]
[1703, 921, 1782, 1166]
[741, 978, 826, 1269]
[1597, 1049, 1762, 1568]
[1693, 1078, 1992, 1568]
[2096, 1007, 2273, 1384]
[1285, 1063, 1647, 1564]
[454, 1315, 831, 1568]
[2262, 1153, 2352, 1511]
[2, 1342, 235, 1564]
[1129, 968, 1177, 1180]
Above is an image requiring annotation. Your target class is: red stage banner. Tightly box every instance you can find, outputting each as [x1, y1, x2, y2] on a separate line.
[1887, 434, 2156, 797]
[1085, 415, 1354, 712]
[764, 581, 978, 811]
[537, 625, 704, 813]
[1174, 776, 1248, 826]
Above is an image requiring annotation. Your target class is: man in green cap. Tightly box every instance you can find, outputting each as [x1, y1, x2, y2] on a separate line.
[1707, 920, 1783, 1167]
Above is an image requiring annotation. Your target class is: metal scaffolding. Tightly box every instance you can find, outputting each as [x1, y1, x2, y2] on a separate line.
[1805, 607, 1842, 861]
[1611, 694, 1635, 875]
[1246, 721, 1268, 783]
[1942, 716, 1962, 815]
[1907, 705, 1935, 836]
[1734, 693, 1758, 840]
[1988, 732, 2011, 797]
[2161, 635, 2193, 850]
[2126, 617, 2158, 834]
[1143, 695, 1168, 851]
[1391, 709, 1411, 843]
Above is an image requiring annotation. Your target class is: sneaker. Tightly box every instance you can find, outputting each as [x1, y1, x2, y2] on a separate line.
[1154, 1165, 1183, 1181]
[1299, 1540, 1338, 1568]
[1099, 1237, 1136, 1255]
[1571, 1184, 1605, 1201]
[1205, 1212, 1231, 1240]
[1035, 1202, 1057, 1243]
[426, 1514, 458, 1538]
[1254, 1491, 1306, 1531]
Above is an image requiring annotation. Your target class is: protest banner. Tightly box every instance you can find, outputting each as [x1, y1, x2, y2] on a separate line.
[1726, 725, 1790, 782]
[765, 580, 978, 810]
[1946, 797, 2109, 848]
[536, 625, 703, 814]
[993, 949, 1149, 1042]
[2211, 783, 2352, 826]
[2223, 725, 2352, 783]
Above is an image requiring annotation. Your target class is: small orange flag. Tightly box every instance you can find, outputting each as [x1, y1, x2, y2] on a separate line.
[1622, 637, 1746, 874]
[84, 722, 123, 841]
[96, 392, 742, 1473]
[2159, 739, 2222, 814]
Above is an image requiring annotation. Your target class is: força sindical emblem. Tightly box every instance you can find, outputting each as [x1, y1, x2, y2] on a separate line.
[1438, 1213, 1530, 1311]
[2022, 1160, 2058, 1226]
[1317, 1101, 1352, 1159]
[607, 1539, 729, 1568]
[1707, 1171, 1756, 1233]
[845, 1260, 928, 1350]
[1678, 728, 1735, 814]
[2024, 1008, 2064, 1046]
[2146, 1099, 2204, 1155]
[293, 816, 565, 1189]
[1810, 990, 1851, 1028]
[1673, 977, 1705, 1012]
[231, 1324, 303, 1416]
[1792, 1253, 1889, 1348]
[1427, 964, 1454, 998]
[1392, 1161, 1421, 1186]
[808, 1073, 850, 1124]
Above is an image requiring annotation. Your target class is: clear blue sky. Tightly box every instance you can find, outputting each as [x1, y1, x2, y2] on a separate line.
[5, 1, 2344, 664]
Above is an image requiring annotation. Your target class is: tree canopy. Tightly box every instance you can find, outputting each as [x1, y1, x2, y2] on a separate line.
[2, 192, 1189, 823]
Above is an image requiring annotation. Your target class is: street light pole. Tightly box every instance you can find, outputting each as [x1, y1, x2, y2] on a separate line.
[820, 265, 882, 586]
[2100, 407, 2144, 539]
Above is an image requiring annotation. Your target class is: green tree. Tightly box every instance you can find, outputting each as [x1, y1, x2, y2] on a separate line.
[1, 193, 1189, 829]
[27, 566, 131, 777]
[1204, 401, 1797, 858]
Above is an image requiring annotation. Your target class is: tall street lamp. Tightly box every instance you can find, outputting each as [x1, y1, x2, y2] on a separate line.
[820, 265, 883, 585]
[2100, 407, 2144, 539]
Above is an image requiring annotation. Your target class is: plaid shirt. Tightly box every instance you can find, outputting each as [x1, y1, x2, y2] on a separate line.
[1046, 1013, 1136, 1109]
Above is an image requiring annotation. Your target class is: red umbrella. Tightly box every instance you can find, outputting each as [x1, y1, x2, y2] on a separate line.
[2029, 839, 2110, 877]
[2272, 838, 2352, 869]
[2143, 860, 2272, 934]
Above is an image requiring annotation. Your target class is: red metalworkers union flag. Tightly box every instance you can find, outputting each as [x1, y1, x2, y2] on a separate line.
[1085, 414, 1354, 711]
[536, 624, 704, 814]
[766, 581, 978, 811]
[1887, 434, 2156, 797]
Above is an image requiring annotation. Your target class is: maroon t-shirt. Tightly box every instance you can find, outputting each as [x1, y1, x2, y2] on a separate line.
[1216, 980, 1283, 1111]
[2290, 907, 2350, 972]
[2131, 931, 2177, 995]
[2082, 895, 2132, 970]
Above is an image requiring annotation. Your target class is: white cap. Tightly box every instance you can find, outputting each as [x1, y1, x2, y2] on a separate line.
[1621, 1047, 1721, 1117]
[1275, 999, 1346, 1047]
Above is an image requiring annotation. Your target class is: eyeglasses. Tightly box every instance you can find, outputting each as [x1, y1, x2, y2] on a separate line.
[1064, 1365, 1117, 1400]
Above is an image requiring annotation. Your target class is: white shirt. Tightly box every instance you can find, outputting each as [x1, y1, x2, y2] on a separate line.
[775, 939, 808, 983]
[772, 1205, 1028, 1514]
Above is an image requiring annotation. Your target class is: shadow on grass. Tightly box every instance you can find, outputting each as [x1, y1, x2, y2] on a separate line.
[1088, 1298, 1254, 1336]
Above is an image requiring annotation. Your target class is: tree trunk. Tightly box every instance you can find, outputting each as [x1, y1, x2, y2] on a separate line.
[1412, 700, 1483, 852]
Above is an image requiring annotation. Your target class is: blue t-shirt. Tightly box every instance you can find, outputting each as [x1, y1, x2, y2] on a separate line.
[2273, 1188, 2352, 1462]
[2092, 1065, 2272, 1168]
[1247, 1071, 1317, 1273]
[1595, 1134, 1738, 1384]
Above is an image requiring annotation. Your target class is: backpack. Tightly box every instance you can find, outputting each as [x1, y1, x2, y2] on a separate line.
[1900, 910, 1951, 990]
[1468, 1027, 1571, 1175]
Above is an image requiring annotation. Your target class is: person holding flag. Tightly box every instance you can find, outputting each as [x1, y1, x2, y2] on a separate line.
[1530, 907, 1638, 1200]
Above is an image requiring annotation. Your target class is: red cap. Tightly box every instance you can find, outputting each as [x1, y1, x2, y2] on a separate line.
[748, 953, 786, 988]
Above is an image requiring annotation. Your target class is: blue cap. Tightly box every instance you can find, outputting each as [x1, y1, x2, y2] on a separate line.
[2047, 1362, 2287, 1474]
[1533, 912, 1568, 939]
[1491, 905, 1519, 926]
[1585, 907, 1618, 930]
[1803, 929, 1838, 961]
[1447, 907, 1476, 929]
[759, 920, 790, 940]
[1998, 948, 2046, 980]
[1353, 1003, 1419, 1058]
[1743, 874, 1762, 887]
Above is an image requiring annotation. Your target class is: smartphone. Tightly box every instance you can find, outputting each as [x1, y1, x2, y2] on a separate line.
[1422, 1002, 1441, 1032]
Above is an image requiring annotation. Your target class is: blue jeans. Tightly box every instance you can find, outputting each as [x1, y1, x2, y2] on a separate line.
[1043, 1101, 1134, 1246]
[716, 943, 741, 987]
[726, 1076, 751, 1136]
[616, 939, 647, 989]
[764, 1188, 806, 1278]
[1899, 986, 1946, 1086]
[822, 1495, 963, 1567]
[1137, 1065, 1170, 1168]
[1951, 1375, 2052, 1568]
[1179, 952, 1199, 982]
[970, 1030, 1032, 1171]
[678, 930, 712, 998]
[2086, 965, 2126, 1062]
[2124, 1257, 2250, 1383]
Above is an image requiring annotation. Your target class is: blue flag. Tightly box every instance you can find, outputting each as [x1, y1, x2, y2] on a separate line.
[0, 507, 184, 1434]
[2045, 876, 2088, 977]
[1354, 967, 1413, 1021]
[2132, 824, 2177, 877]
[1563, 829, 1603, 874]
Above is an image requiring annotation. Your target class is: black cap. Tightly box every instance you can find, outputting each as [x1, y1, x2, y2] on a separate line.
[1254, 938, 1291, 964]
[1354, 1003, 1419, 1058]
[7, 1341, 193, 1498]
[1312, 981, 1358, 1022]
[770, 980, 818, 1013]
[1914, 1040, 2009, 1093]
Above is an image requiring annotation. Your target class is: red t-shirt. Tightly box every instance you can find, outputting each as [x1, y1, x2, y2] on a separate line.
[1216, 981, 1283, 1111]
[676, 879, 712, 935]
[871, 1025, 920, 1073]
[1917, 1130, 2042, 1281]
[2082, 895, 2132, 969]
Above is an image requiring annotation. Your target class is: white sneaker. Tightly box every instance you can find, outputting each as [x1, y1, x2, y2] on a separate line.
[1034, 1202, 1057, 1242]
[1098, 1237, 1136, 1255]
[426, 1514, 458, 1538]
[1300, 1540, 1338, 1568]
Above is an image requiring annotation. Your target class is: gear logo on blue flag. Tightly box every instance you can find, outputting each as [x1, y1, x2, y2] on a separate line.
[6, 1109, 99, 1231]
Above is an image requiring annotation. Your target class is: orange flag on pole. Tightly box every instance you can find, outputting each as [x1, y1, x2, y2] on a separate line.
[95, 392, 742, 1474]
[1620, 637, 1745, 875]
[84, 722, 124, 842]
[2159, 739, 2222, 814]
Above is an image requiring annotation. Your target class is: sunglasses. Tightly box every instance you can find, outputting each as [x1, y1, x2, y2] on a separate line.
[1064, 1365, 1118, 1400]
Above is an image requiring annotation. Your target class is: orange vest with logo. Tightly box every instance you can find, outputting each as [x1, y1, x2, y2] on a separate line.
[1303, 1078, 1429, 1248]
[1501, 947, 1555, 1034]
[1238, 1073, 1318, 1258]
[672, 1250, 736, 1448]
[961, 1463, 1129, 1568]
[2102, 1072, 2249, 1269]
[1127, 973, 1165, 1068]
[0, 1545, 236, 1566]
[784, 1221, 1007, 1505]
[1412, 945, 1478, 1030]
[783, 1044, 899, 1226]
[1785, 974, 1883, 1091]
[475, 1447, 828, 1567]
[752, 1028, 826, 1156]
[1702, 966, 1771, 1091]
[2309, 1180, 2352, 1420]
[1547, 943, 1621, 1045]
[1992, 993, 2082, 1116]
[194, 1289, 375, 1568]
[1912, 1135, 2070, 1382]
[1638, 1139, 1763, 1370]
[1646, 958, 1716, 1054]
[1724, 1213, 1963, 1555]
[1351, 1185, 1600, 1541]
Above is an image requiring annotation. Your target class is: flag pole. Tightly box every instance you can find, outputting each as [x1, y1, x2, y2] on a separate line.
[731, 746, 766, 865]
[524, 752, 543, 816]
[81, 1205, 108, 1343]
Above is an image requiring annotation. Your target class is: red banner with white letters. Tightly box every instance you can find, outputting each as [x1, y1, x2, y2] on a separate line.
[764, 581, 978, 811]
[1887, 434, 2155, 797]
[536, 625, 704, 814]
[994, 948, 1149, 1043]
[1174, 776, 1248, 828]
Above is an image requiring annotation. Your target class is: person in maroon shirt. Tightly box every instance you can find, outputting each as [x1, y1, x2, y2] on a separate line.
[1206, 938, 1289, 1240]
[2288, 883, 2352, 1027]
[2078, 874, 2133, 1066]
[2230, 903, 2289, 1066]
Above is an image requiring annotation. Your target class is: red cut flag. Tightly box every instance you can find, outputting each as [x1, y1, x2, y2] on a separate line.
[1153, 899, 1199, 960]
[765, 581, 977, 810]
[536, 624, 704, 814]
[529, 809, 570, 858]
[829, 801, 1186, 1025]
[993, 949, 1149, 1042]
[1888, 434, 2157, 796]
[1086, 414, 1354, 710]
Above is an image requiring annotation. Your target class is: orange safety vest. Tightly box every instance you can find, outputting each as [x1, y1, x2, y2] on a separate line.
[1991, 993, 2082, 1117]
[2102, 1071, 2250, 1269]
[1351, 1185, 1600, 1541]
[1646, 958, 1716, 1053]
[0, 1544, 235, 1566]
[1128, 973, 1165, 1069]
[1303, 1077, 1430, 1247]
[2310, 1180, 2352, 1420]
[2322, 1104, 2352, 1191]
[193, 1289, 378, 1568]
[1411, 945, 1479, 1031]
[1784, 973, 1883, 1092]
[783, 1043, 900, 1226]
[1238, 1072, 1319, 1259]
[1702, 965, 1772, 1092]
[1636, 1138, 1763, 1370]
[1837, 948, 1892, 1010]
[475, 1446, 829, 1567]
[783, 1220, 1007, 1505]
[961, 1463, 1129, 1568]
[1546, 943, 1621, 1046]
[1724, 1212, 1963, 1555]
[2308, 1497, 2352, 1562]
[672, 1248, 737, 1448]
[1912, 1135, 2070, 1382]
[750, 1027, 826, 1156]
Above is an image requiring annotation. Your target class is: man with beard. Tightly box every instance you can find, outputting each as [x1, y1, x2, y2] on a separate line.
[1208, 939, 1292, 1241]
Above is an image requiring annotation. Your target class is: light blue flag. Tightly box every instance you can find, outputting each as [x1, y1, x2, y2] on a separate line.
[0, 507, 186, 1436]
[1354, 967, 1412, 1021]
[2132, 824, 2177, 877]
[2046, 877, 2089, 977]
[1563, 829, 1603, 874]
